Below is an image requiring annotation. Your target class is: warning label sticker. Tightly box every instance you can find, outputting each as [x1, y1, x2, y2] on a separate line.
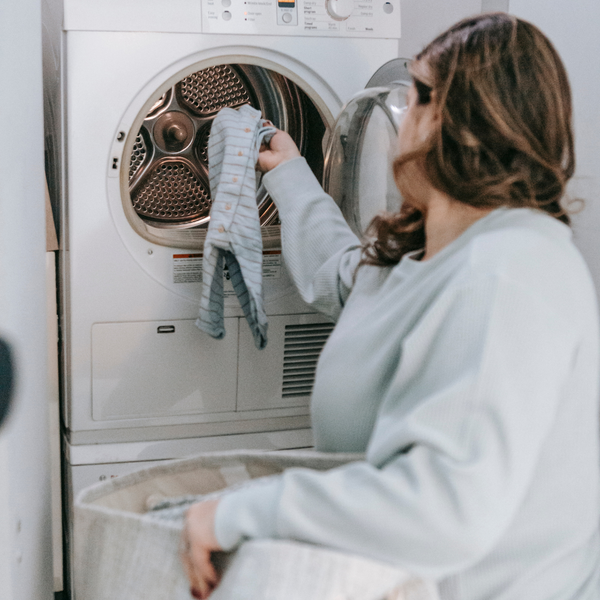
[261, 225, 281, 246]
[173, 251, 281, 287]
[262, 251, 282, 279]
[173, 254, 203, 284]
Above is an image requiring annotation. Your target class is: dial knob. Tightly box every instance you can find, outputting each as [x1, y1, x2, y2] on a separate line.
[326, 0, 354, 20]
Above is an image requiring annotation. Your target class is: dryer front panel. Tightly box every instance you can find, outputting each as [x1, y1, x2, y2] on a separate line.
[64, 32, 400, 440]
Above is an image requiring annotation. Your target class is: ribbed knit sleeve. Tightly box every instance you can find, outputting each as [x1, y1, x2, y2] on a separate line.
[214, 271, 585, 579]
[263, 157, 362, 320]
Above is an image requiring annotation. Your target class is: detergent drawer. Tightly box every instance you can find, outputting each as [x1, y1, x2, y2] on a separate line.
[91, 319, 238, 420]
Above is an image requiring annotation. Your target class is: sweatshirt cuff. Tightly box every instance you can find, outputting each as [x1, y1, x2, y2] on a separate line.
[262, 157, 326, 220]
[214, 476, 284, 551]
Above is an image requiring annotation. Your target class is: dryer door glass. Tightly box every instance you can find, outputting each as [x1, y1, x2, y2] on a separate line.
[126, 64, 325, 231]
[323, 82, 410, 237]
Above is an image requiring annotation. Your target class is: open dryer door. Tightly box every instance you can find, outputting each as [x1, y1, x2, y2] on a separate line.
[323, 58, 411, 237]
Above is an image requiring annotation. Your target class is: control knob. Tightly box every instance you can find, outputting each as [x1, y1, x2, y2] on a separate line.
[325, 0, 354, 20]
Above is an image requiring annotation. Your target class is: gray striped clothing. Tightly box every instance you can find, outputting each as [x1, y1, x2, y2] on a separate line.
[196, 105, 276, 349]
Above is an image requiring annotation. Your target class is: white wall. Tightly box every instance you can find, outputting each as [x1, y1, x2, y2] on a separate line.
[398, 0, 484, 58]
[510, 0, 600, 295]
[0, 0, 54, 598]
[399, 0, 600, 295]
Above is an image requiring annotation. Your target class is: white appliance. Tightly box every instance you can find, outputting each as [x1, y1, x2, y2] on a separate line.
[44, 0, 406, 501]
[38, 0, 501, 595]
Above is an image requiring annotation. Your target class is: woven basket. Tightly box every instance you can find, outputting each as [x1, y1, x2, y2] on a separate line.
[74, 449, 439, 600]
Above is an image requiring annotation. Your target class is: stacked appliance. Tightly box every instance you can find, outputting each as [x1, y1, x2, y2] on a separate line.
[42, 0, 412, 593]
[45, 0, 403, 496]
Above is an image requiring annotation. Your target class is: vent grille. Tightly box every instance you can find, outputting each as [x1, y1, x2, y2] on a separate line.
[282, 322, 334, 398]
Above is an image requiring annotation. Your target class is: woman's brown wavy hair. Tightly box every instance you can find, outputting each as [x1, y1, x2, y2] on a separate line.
[362, 12, 575, 266]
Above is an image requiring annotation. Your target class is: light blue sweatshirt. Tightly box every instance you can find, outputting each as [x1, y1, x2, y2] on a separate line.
[215, 157, 600, 599]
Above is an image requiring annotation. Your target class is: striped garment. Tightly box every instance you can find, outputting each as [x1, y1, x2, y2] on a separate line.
[196, 105, 276, 349]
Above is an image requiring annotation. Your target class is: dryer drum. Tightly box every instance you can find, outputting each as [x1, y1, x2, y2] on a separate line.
[127, 64, 306, 229]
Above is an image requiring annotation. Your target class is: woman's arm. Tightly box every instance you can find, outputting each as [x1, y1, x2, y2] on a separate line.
[205, 274, 583, 578]
[260, 132, 363, 320]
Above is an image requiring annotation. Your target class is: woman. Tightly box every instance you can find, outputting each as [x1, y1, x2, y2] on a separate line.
[182, 13, 600, 599]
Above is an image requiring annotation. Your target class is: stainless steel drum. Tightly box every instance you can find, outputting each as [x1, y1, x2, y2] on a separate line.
[127, 64, 311, 229]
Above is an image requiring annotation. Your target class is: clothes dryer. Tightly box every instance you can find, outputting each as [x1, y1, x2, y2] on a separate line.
[56, 0, 402, 463]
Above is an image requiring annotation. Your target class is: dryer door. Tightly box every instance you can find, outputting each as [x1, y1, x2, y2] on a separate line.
[323, 59, 411, 237]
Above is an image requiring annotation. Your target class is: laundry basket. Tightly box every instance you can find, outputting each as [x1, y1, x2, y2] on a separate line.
[74, 449, 439, 600]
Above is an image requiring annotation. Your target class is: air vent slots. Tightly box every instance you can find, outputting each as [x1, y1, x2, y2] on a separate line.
[282, 322, 334, 398]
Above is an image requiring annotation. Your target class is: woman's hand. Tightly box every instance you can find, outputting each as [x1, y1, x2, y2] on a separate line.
[181, 499, 222, 600]
[258, 129, 301, 173]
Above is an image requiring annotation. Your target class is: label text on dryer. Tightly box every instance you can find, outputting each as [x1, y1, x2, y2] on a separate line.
[173, 254, 203, 284]
[262, 251, 282, 279]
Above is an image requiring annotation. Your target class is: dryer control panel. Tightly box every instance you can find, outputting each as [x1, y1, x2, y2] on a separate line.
[201, 0, 400, 37]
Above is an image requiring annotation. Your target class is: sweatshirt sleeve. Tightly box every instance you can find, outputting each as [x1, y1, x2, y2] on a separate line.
[214, 273, 580, 579]
[263, 157, 362, 320]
